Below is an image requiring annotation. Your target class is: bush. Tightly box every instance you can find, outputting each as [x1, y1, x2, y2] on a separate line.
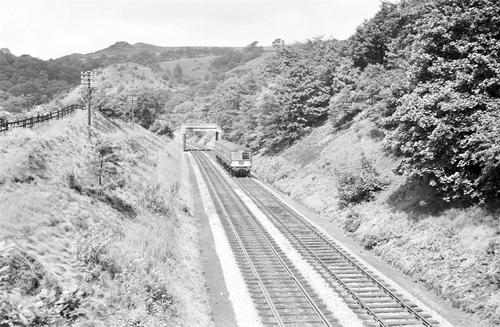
[150, 120, 174, 138]
[88, 136, 125, 188]
[76, 225, 121, 279]
[0, 288, 88, 326]
[343, 209, 362, 233]
[330, 102, 363, 128]
[145, 283, 175, 316]
[141, 183, 171, 216]
[0, 298, 29, 326]
[65, 171, 82, 193]
[328, 90, 364, 128]
[0, 250, 46, 296]
[335, 154, 387, 206]
[360, 232, 393, 250]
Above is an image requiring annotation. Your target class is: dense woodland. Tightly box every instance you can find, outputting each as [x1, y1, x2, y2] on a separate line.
[164, 0, 500, 206]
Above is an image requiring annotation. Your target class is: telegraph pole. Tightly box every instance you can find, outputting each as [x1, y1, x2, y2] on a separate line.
[80, 70, 96, 140]
[128, 95, 137, 130]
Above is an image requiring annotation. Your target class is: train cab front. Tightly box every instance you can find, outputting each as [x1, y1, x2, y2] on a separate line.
[230, 150, 252, 176]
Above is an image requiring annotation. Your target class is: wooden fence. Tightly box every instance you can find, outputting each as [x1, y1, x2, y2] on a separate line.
[0, 104, 83, 133]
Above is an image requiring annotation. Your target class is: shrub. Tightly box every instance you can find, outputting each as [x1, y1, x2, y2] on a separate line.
[329, 90, 364, 128]
[141, 183, 171, 216]
[76, 225, 121, 279]
[88, 136, 125, 188]
[144, 283, 175, 316]
[0, 288, 88, 326]
[335, 154, 387, 206]
[343, 210, 362, 233]
[102, 193, 136, 219]
[368, 127, 385, 140]
[65, 171, 82, 193]
[150, 120, 174, 138]
[330, 103, 363, 128]
[0, 250, 46, 295]
[361, 233, 388, 250]
[0, 298, 28, 326]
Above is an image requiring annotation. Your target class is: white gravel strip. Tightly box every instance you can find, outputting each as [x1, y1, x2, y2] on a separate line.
[252, 177, 456, 327]
[206, 155, 364, 327]
[188, 154, 263, 327]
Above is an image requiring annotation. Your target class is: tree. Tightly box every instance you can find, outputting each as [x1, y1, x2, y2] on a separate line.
[243, 41, 264, 60]
[89, 137, 124, 188]
[173, 64, 183, 82]
[384, 0, 500, 203]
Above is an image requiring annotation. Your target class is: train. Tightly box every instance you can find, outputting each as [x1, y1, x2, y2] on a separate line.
[213, 140, 252, 176]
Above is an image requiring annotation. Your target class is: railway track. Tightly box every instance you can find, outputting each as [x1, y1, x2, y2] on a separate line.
[234, 176, 439, 327]
[192, 152, 340, 326]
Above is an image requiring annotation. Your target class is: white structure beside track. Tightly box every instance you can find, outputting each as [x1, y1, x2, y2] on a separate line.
[180, 123, 222, 151]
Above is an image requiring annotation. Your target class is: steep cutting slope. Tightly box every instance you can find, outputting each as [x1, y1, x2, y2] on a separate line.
[0, 111, 212, 326]
[253, 113, 500, 326]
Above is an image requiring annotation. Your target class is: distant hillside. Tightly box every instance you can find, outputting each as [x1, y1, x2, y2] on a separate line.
[160, 56, 217, 80]
[0, 49, 80, 115]
[58, 41, 241, 67]
[227, 50, 274, 76]
[93, 41, 238, 58]
[0, 41, 268, 116]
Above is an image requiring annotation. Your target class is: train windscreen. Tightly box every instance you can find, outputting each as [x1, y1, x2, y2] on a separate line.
[242, 152, 250, 160]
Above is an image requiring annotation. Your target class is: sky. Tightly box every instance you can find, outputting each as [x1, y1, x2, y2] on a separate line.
[0, 0, 382, 60]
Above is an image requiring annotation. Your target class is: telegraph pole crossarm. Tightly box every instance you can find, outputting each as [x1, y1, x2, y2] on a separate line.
[80, 70, 96, 140]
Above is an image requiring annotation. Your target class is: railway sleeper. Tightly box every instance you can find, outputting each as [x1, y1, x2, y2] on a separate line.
[341, 281, 393, 289]
[370, 307, 425, 314]
[245, 278, 297, 285]
[249, 285, 313, 294]
[254, 302, 328, 310]
[378, 318, 428, 326]
[363, 302, 420, 309]
[313, 257, 353, 263]
[356, 293, 396, 300]
[247, 276, 308, 283]
[251, 296, 322, 305]
[350, 287, 398, 293]
[259, 317, 330, 327]
[276, 315, 333, 324]
[248, 289, 316, 298]
[373, 312, 421, 320]
[258, 307, 329, 316]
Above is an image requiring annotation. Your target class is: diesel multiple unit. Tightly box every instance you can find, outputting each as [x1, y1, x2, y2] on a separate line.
[213, 140, 252, 176]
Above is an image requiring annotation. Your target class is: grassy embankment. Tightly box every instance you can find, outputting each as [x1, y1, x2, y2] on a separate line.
[0, 110, 212, 326]
[253, 112, 500, 326]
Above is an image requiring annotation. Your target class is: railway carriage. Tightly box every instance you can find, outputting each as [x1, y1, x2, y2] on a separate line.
[213, 140, 252, 176]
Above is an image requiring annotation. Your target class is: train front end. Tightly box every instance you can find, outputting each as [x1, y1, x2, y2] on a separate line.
[214, 140, 252, 177]
[229, 150, 252, 176]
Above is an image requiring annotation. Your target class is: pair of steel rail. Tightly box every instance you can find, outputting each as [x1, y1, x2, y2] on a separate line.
[194, 151, 436, 327]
